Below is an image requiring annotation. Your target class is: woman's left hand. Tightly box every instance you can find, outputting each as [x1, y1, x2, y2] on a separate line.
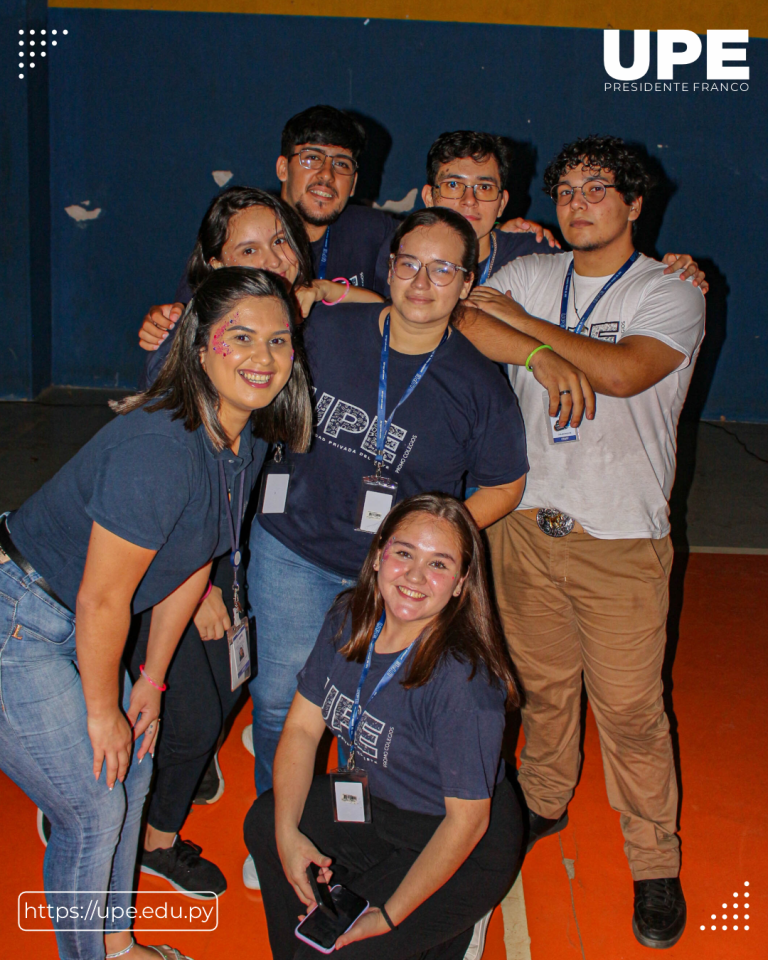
[334, 908, 391, 950]
[127, 675, 163, 761]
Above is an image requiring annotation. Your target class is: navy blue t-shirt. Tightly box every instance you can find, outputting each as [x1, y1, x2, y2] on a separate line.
[259, 302, 528, 578]
[309, 204, 396, 294]
[10, 408, 266, 613]
[298, 604, 506, 816]
[373, 227, 556, 295]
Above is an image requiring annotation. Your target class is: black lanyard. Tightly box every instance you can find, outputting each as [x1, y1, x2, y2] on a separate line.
[218, 462, 246, 613]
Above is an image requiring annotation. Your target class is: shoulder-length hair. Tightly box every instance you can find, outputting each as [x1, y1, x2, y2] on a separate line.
[186, 186, 314, 291]
[112, 267, 313, 453]
[338, 493, 518, 705]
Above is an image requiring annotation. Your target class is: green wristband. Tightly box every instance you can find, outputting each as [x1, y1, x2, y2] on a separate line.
[525, 344, 553, 371]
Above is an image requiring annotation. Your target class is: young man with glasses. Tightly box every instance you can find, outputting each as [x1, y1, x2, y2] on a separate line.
[469, 135, 706, 950]
[275, 104, 397, 290]
[373, 130, 705, 295]
[140, 105, 397, 340]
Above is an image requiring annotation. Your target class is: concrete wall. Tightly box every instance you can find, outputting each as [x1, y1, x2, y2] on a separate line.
[2, 2, 767, 420]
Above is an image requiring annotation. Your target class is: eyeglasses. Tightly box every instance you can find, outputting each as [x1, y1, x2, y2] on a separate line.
[436, 180, 501, 202]
[550, 181, 619, 205]
[289, 148, 357, 177]
[389, 254, 468, 286]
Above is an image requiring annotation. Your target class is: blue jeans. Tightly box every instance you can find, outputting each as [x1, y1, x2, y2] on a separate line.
[247, 522, 355, 794]
[0, 558, 152, 960]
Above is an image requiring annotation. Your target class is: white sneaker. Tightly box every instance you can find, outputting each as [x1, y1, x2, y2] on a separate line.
[241, 724, 255, 757]
[243, 854, 261, 890]
[463, 909, 493, 960]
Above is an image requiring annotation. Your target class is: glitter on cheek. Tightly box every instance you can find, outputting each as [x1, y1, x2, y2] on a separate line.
[381, 537, 395, 562]
[211, 310, 240, 356]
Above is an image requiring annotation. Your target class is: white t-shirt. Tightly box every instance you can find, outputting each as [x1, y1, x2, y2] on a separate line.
[485, 252, 706, 539]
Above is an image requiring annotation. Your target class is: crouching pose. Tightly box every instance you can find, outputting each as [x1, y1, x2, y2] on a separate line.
[245, 493, 523, 960]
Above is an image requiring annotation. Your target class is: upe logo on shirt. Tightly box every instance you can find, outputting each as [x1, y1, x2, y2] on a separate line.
[603, 30, 750, 92]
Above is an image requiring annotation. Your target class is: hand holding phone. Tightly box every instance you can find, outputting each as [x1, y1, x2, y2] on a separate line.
[307, 863, 338, 917]
[295, 884, 370, 954]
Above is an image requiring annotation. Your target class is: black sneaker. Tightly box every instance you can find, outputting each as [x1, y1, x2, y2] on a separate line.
[140, 837, 227, 899]
[632, 877, 686, 949]
[526, 808, 569, 852]
[193, 752, 225, 805]
[37, 808, 52, 846]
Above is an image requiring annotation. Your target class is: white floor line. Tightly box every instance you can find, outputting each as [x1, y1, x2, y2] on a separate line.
[686, 545, 768, 555]
[501, 872, 532, 960]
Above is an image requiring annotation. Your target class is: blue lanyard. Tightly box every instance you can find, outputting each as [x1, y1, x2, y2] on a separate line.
[560, 251, 640, 336]
[375, 313, 448, 466]
[348, 613, 417, 754]
[317, 227, 331, 280]
[218, 462, 246, 583]
[478, 231, 497, 286]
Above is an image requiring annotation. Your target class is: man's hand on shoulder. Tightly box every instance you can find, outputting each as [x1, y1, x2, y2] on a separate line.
[138, 302, 184, 351]
[661, 253, 708, 294]
[499, 217, 561, 249]
[468, 286, 532, 328]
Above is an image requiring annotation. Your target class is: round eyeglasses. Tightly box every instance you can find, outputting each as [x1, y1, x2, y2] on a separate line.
[389, 254, 468, 286]
[550, 181, 619, 205]
[436, 180, 501, 202]
[290, 148, 357, 177]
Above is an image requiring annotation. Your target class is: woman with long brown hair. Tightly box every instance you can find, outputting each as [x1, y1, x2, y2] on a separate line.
[245, 493, 524, 960]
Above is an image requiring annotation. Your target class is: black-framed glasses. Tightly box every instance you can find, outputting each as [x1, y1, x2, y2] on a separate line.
[550, 181, 619, 205]
[389, 254, 468, 286]
[289, 148, 357, 177]
[436, 180, 501, 202]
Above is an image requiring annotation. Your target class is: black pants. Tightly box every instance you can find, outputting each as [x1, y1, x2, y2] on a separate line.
[244, 774, 522, 960]
[126, 558, 244, 833]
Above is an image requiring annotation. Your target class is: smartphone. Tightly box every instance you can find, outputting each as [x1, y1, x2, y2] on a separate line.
[295, 884, 369, 954]
[306, 863, 338, 917]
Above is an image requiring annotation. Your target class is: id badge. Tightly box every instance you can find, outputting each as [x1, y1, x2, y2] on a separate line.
[329, 767, 372, 823]
[257, 459, 294, 514]
[543, 390, 580, 445]
[354, 474, 397, 534]
[227, 617, 251, 691]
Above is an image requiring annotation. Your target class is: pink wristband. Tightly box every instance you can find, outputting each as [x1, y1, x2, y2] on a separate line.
[200, 579, 213, 603]
[322, 277, 350, 305]
[140, 664, 167, 692]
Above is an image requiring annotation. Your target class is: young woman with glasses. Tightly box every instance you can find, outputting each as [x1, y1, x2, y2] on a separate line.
[245, 207, 529, 827]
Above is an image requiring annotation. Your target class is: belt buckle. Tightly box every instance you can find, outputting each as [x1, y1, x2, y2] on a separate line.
[536, 508, 575, 538]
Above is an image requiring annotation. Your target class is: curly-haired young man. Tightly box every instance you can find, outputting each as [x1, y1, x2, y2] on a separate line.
[470, 135, 706, 950]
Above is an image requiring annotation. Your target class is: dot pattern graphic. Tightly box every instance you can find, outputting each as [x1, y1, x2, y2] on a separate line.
[701, 883, 752, 932]
[17, 25, 69, 79]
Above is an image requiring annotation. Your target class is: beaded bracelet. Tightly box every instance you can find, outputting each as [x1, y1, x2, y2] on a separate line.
[525, 344, 553, 371]
[140, 664, 167, 692]
[322, 277, 350, 305]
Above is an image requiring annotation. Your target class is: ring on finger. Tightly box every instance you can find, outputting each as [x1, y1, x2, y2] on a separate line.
[559, 390, 572, 396]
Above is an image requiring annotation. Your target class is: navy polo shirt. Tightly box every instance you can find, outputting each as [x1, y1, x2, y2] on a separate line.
[10, 407, 266, 613]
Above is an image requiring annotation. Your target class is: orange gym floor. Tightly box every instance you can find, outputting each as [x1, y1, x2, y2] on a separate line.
[2, 553, 766, 960]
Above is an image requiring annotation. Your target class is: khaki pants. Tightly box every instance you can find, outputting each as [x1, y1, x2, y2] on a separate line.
[488, 512, 680, 880]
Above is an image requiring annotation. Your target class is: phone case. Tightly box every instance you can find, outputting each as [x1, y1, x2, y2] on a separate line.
[294, 885, 370, 954]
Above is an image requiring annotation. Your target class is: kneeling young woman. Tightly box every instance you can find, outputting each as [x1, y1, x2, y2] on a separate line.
[0, 267, 311, 960]
[245, 494, 523, 960]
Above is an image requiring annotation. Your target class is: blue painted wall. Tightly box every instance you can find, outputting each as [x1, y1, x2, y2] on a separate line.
[6, 9, 768, 419]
